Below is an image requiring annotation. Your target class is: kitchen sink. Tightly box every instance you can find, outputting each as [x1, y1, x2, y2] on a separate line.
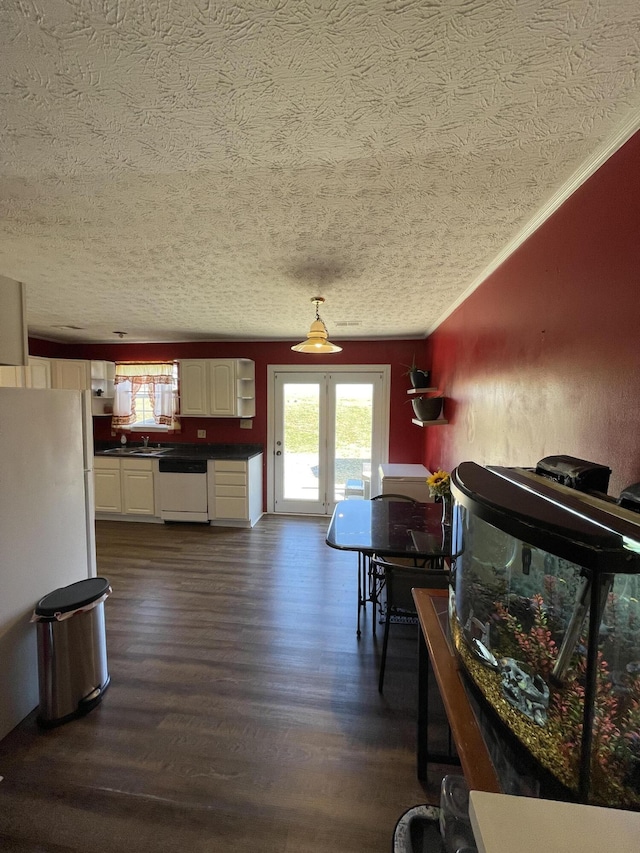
[102, 447, 172, 457]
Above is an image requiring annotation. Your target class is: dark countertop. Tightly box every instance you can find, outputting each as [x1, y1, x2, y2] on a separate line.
[94, 442, 263, 461]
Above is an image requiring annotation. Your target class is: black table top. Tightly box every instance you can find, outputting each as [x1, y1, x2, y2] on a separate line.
[326, 499, 450, 558]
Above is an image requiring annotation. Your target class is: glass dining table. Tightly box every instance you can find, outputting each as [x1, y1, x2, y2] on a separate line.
[326, 499, 451, 636]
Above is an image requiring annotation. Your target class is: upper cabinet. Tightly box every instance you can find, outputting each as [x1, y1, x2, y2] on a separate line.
[0, 276, 28, 367]
[28, 356, 52, 389]
[0, 356, 115, 410]
[0, 365, 26, 387]
[50, 358, 91, 391]
[179, 358, 255, 418]
[90, 360, 116, 415]
[0, 357, 51, 388]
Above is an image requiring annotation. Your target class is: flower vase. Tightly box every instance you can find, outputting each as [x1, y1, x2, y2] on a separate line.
[440, 493, 453, 528]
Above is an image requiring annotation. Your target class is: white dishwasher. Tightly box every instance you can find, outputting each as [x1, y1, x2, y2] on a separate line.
[158, 458, 209, 522]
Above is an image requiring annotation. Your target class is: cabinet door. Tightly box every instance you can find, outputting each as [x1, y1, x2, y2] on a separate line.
[94, 467, 122, 513]
[0, 365, 25, 387]
[209, 360, 236, 416]
[28, 357, 51, 389]
[122, 468, 155, 515]
[179, 359, 209, 416]
[51, 359, 91, 390]
[0, 275, 27, 366]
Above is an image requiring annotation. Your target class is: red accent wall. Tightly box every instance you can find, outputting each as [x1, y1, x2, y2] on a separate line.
[424, 130, 640, 497]
[29, 337, 428, 463]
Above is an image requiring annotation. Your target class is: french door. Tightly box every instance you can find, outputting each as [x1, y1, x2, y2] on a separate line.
[268, 366, 389, 515]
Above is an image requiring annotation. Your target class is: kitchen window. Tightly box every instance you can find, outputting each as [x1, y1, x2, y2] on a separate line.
[112, 362, 180, 432]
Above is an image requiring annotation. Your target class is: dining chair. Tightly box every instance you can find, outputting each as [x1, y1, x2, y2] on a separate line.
[371, 556, 450, 692]
[364, 494, 420, 636]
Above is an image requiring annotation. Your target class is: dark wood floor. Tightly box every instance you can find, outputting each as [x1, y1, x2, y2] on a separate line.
[0, 515, 452, 852]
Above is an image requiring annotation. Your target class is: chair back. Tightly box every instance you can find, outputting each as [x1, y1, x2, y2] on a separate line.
[370, 493, 418, 503]
[372, 557, 449, 615]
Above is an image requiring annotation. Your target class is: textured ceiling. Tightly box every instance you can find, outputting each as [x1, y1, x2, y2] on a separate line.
[1, 1, 639, 344]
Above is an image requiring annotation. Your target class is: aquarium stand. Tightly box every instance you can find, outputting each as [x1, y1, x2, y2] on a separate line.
[413, 588, 501, 792]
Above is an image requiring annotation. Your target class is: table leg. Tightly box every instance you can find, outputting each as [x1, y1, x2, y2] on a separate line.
[357, 552, 363, 638]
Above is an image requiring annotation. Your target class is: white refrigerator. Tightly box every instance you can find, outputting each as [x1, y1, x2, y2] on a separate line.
[0, 388, 96, 739]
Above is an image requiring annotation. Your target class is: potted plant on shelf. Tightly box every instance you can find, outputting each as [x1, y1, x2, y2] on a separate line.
[402, 355, 430, 389]
[410, 395, 443, 421]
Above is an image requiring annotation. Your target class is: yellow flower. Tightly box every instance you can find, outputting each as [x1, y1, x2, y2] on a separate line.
[427, 469, 451, 497]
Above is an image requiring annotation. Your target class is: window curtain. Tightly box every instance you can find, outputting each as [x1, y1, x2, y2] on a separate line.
[112, 363, 180, 430]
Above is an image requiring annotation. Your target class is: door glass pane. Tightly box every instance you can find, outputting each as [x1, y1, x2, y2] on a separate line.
[334, 383, 373, 502]
[283, 383, 320, 502]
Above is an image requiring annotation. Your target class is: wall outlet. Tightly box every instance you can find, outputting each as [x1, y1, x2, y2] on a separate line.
[197, 429, 206, 438]
[240, 419, 253, 429]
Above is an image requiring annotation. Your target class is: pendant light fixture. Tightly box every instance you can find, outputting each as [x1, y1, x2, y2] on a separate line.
[291, 296, 342, 354]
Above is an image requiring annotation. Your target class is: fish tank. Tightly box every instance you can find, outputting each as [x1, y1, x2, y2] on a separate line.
[449, 462, 640, 809]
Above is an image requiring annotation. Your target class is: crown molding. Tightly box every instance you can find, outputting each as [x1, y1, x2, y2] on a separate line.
[427, 111, 640, 336]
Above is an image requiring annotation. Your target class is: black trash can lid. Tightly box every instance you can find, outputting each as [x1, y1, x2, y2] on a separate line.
[35, 577, 111, 618]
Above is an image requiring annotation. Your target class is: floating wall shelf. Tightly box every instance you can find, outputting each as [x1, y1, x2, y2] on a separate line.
[411, 418, 449, 427]
[407, 386, 448, 426]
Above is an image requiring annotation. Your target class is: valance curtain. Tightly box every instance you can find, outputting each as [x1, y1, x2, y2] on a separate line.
[112, 363, 179, 430]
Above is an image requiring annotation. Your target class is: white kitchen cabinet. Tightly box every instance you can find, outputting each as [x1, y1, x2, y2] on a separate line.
[0, 275, 28, 367]
[1, 358, 86, 390]
[90, 360, 115, 415]
[122, 460, 155, 515]
[51, 358, 91, 391]
[233, 358, 256, 418]
[27, 357, 52, 389]
[0, 366, 26, 387]
[210, 360, 235, 415]
[179, 358, 255, 418]
[207, 454, 263, 527]
[180, 360, 209, 415]
[94, 457, 122, 513]
[94, 456, 157, 518]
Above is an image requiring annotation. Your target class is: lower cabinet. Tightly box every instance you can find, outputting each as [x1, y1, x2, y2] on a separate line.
[94, 457, 157, 518]
[94, 452, 262, 525]
[207, 455, 263, 528]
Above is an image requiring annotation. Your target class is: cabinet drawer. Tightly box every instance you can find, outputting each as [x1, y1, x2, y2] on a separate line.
[214, 496, 247, 519]
[122, 458, 154, 471]
[94, 456, 120, 470]
[215, 472, 246, 486]
[215, 484, 246, 498]
[214, 459, 246, 473]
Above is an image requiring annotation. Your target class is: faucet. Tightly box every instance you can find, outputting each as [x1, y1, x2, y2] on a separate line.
[142, 435, 150, 448]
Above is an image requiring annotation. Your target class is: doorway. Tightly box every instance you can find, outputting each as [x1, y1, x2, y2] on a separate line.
[267, 365, 390, 515]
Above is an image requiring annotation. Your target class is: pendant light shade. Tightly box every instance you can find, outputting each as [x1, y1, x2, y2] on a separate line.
[291, 297, 342, 353]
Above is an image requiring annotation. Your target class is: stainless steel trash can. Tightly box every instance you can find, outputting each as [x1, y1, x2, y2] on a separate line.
[33, 577, 111, 727]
